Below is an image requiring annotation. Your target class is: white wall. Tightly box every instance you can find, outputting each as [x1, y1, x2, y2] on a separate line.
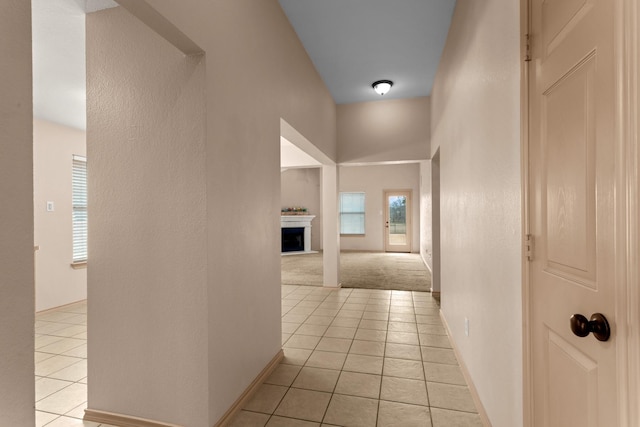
[339, 163, 420, 253]
[87, 8, 209, 426]
[87, 0, 337, 425]
[0, 1, 35, 425]
[430, 0, 522, 426]
[34, 119, 87, 312]
[338, 97, 430, 164]
[281, 168, 322, 251]
[419, 160, 432, 271]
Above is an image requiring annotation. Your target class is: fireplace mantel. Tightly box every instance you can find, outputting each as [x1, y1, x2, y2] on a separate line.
[281, 215, 315, 227]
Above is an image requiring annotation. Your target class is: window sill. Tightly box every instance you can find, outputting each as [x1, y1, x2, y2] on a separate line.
[341, 234, 366, 237]
[70, 261, 87, 270]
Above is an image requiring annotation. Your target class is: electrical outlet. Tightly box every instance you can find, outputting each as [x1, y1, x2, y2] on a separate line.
[46, 201, 55, 212]
[464, 317, 470, 336]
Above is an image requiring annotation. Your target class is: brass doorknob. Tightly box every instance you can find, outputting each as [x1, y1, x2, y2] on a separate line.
[570, 313, 611, 342]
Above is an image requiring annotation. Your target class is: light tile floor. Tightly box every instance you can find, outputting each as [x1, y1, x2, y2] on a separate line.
[34, 301, 115, 427]
[229, 286, 483, 427]
[35, 287, 482, 427]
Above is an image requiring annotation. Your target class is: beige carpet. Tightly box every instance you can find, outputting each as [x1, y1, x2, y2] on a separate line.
[281, 251, 432, 292]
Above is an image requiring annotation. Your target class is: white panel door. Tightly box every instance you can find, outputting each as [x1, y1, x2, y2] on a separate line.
[529, 0, 618, 425]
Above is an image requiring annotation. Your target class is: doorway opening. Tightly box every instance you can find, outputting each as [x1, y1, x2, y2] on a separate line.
[32, 0, 93, 423]
[384, 190, 412, 253]
[280, 119, 340, 288]
[431, 149, 441, 296]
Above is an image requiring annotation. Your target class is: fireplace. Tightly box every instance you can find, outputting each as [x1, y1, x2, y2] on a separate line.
[282, 227, 304, 252]
[280, 215, 315, 254]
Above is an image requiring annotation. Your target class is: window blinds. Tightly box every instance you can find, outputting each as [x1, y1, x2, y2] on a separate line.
[340, 192, 365, 235]
[72, 155, 87, 263]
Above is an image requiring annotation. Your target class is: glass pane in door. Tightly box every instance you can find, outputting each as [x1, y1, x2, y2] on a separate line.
[388, 195, 407, 245]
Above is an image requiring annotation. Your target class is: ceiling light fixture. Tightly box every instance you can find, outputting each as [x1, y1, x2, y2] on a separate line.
[372, 80, 393, 96]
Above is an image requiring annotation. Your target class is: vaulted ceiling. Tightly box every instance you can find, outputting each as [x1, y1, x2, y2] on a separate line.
[32, 0, 456, 130]
[278, 0, 456, 104]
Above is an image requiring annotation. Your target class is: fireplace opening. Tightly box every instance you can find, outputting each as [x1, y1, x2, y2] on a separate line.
[282, 227, 304, 252]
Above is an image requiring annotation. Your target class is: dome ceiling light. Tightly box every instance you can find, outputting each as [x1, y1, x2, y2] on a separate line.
[372, 80, 393, 96]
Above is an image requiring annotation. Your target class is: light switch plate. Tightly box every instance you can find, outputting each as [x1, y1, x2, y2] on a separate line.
[46, 201, 55, 212]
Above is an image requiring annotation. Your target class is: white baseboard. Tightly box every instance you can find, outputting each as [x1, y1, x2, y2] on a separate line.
[84, 349, 285, 427]
[214, 349, 284, 426]
[84, 409, 182, 427]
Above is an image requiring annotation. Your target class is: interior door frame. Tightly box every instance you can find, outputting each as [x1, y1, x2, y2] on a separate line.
[383, 189, 412, 253]
[520, 0, 640, 425]
[615, 1, 640, 425]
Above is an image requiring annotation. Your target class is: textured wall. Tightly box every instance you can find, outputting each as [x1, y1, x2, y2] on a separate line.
[430, 0, 522, 426]
[88, 0, 337, 424]
[281, 168, 322, 251]
[34, 119, 87, 312]
[338, 97, 430, 163]
[0, 1, 35, 425]
[87, 8, 209, 426]
[339, 164, 420, 252]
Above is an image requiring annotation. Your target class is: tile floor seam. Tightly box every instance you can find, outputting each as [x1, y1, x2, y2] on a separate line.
[318, 390, 334, 425]
[378, 298, 391, 427]
[375, 302, 387, 427]
[415, 293, 435, 427]
[35, 381, 76, 403]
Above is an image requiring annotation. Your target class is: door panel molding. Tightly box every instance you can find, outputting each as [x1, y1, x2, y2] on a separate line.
[525, 0, 637, 425]
[545, 328, 598, 427]
[543, 0, 593, 56]
[541, 52, 597, 287]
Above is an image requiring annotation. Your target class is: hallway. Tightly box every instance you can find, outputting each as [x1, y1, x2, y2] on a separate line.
[34, 286, 480, 426]
[229, 285, 481, 426]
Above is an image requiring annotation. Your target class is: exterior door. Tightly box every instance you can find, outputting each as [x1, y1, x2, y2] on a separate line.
[384, 190, 411, 253]
[529, 0, 618, 425]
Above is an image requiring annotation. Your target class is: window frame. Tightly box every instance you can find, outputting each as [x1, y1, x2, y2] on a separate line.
[339, 191, 366, 236]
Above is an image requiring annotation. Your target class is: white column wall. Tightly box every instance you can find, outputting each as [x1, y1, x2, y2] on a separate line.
[0, 1, 35, 425]
[87, 8, 209, 426]
[430, 0, 522, 425]
[322, 165, 340, 287]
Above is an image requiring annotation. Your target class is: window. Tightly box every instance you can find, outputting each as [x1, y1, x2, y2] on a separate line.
[340, 192, 365, 235]
[72, 155, 87, 263]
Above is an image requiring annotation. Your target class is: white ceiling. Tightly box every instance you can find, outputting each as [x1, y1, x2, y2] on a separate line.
[281, 137, 322, 169]
[278, 0, 457, 104]
[32, 0, 86, 130]
[32, 0, 117, 130]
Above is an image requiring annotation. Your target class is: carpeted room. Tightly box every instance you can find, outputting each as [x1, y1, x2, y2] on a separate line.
[281, 162, 432, 293]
